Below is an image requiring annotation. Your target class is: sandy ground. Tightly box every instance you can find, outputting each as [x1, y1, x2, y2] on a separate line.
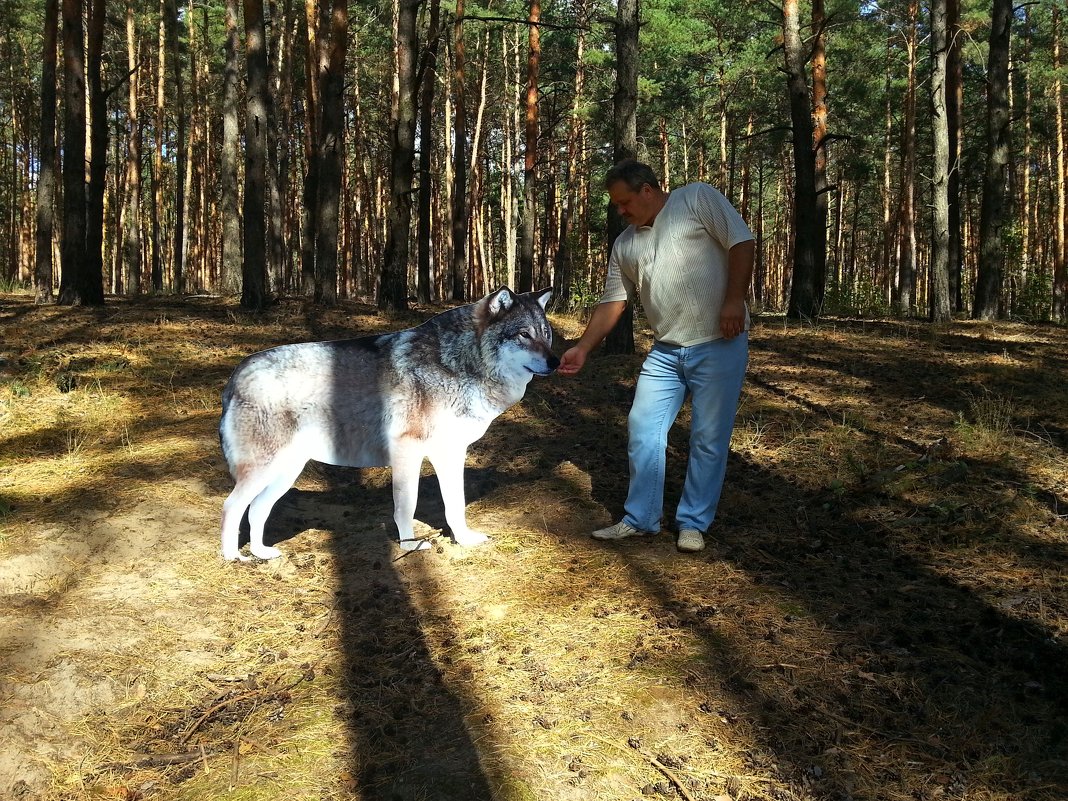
[3, 297, 1067, 801]
[0, 486, 223, 797]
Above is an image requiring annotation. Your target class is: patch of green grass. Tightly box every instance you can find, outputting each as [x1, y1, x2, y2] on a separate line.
[955, 388, 1018, 451]
[0, 277, 31, 293]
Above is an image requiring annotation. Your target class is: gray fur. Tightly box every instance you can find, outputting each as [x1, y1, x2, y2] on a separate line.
[219, 287, 558, 560]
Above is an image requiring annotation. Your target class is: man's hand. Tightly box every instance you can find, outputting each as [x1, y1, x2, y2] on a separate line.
[720, 297, 747, 339]
[557, 346, 588, 376]
[721, 239, 754, 339]
[556, 301, 627, 376]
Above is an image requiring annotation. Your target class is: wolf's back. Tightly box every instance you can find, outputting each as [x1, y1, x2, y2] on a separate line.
[219, 337, 391, 469]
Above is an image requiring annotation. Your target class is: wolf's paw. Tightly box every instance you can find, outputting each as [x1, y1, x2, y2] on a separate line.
[452, 529, 490, 547]
[249, 544, 283, 560]
[399, 538, 432, 552]
[222, 549, 251, 562]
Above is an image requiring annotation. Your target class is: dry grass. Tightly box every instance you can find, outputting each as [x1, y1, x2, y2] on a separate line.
[1, 295, 1066, 801]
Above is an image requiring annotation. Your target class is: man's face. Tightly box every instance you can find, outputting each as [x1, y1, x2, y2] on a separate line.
[608, 181, 662, 228]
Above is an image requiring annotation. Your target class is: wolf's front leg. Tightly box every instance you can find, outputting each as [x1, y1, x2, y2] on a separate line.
[429, 447, 489, 547]
[390, 442, 431, 551]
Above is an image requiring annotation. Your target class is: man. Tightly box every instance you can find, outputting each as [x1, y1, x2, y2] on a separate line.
[558, 159, 754, 553]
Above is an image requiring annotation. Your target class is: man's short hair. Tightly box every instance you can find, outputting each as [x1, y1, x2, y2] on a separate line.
[604, 159, 661, 193]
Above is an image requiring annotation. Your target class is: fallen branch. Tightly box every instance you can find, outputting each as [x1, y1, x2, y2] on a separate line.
[179, 689, 269, 746]
[588, 734, 697, 801]
[180, 670, 314, 746]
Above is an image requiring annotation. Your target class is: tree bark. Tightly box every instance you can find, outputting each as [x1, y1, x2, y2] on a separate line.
[163, 0, 186, 292]
[783, 0, 821, 320]
[1055, 8, 1067, 321]
[58, 0, 101, 305]
[241, 0, 272, 310]
[220, 0, 242, 295]
[973, 0, 1011, 320]
[379, 0, 419, 310]
[554, 0, 588, 311]
[881, 33, 893, 307]
[123, 0, 144, 296]
[603, 0, 638, 355]
[35, 0, 59, 304]
[450, 0, 468, 300]
[517, 0, 540, 293]
[417, 0, 441, 303]
[811, 0, 829, 305]
[265, 0, 286, 293]
[897, 0, 918, 316]
[946, 0, 963, 311]
[85, 0, 107, 295]
[314, 0, 348, 305]
[929, 0, 953, 323]
[151, 0, 165, 293]
[301, 0, 323, 297]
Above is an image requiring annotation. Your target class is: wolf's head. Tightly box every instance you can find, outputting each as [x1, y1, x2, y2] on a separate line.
[476, 287, 560, 382]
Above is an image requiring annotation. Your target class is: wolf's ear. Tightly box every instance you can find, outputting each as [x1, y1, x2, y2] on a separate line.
[486, 286, 516, 317]
[533, 287, 553, 310]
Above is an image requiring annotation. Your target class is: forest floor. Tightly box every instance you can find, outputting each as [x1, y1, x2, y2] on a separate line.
[0, 292, 1066, 801]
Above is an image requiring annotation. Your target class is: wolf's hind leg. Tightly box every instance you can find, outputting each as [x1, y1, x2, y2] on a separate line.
[390, 442, 431, 551]
[221, 469, 275, 561]
[429, 447, 488, 547]
[246, 459, 307, 560]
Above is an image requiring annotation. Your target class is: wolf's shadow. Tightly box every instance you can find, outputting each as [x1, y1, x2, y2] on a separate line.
[243, 467, 502, 799]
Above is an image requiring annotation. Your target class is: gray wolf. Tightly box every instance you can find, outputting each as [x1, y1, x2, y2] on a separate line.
[219, 287, 558, 561]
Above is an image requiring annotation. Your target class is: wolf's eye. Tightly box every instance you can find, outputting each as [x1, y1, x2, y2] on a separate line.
[517, 331, 533, 341]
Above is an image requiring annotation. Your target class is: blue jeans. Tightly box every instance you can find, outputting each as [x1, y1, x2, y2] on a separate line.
[622, 334, 748, 534]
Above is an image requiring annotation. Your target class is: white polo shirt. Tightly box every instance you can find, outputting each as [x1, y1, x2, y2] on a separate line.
[599, 182, 754, 346]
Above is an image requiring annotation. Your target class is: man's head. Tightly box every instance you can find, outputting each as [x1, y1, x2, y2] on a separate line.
[604, 159, 667, 228]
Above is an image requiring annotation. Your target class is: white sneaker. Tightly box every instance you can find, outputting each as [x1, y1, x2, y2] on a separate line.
[676, 529, 705, 553]
[591, 520, 650, 540]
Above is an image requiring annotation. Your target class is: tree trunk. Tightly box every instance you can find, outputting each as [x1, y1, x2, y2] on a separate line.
[124, 0, 144, 295]
[517, 0, 540, 293]
[58, 0, 101, 305]
[603, 0, 638, 355]
[467, 32, 490, 291]
[241, 0, 271, 310]
[450, 0, 468, 300]
[1055, 8, 1067, 321]
[501, 28, 518, 288]
[946, 0, 963, 311]
[897, 0, 918, 316]
[163, 0, 186, 292]
[881, 33, 893, 306]
[265, 0, 285, 293]
[220, 0, 242, 295]
[929, 0, 953, 323]
[811, 0, 829, 306]
[85, 0, 107, 295]
[973, 0, 1011, 320]
[554, 0, 588, 311]
[151, 0, 165, 292]
[416, 0, 441, 303]
[1020, 8, 1032, 299]
[379, 0, 419, 310]
[783, 0, 821, 320]
[35, 0, 59, 304]
[301, 0, 324, 297]
[314, 0, 348, 305]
